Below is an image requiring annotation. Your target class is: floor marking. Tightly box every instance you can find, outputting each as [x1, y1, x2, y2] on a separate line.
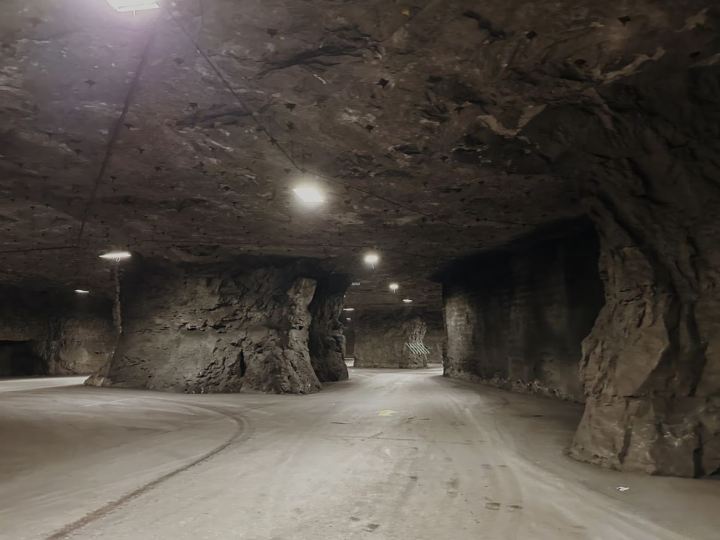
[378, 409, 398, 417]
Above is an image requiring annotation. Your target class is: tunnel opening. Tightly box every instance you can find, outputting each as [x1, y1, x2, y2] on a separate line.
[438, 218, 604, 401]
[0, 341, 45, 377]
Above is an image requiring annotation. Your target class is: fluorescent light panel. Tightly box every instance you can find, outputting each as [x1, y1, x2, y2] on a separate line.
[293, 183, 326, 206]
[99, 250, 132, 261]
[74, 289, 90, 295]
[107, 0, 160, 12]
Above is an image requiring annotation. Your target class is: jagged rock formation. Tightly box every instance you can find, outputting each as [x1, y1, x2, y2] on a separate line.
[441, 221, 604, 402]
[88, 260, 350, 394]
[533, 69, 720, 478]
[309, 275, 350, 382]
[0, 288, 116, 376]
[354, 310, 439, 369]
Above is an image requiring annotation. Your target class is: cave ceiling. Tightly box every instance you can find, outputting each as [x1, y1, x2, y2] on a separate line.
[0, 0, 715, 309]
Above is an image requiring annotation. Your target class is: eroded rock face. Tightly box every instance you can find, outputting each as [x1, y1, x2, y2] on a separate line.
[442, 221, 604, 402]
[0, 288, 115, 376]
[529, 70, 720, 477]
[87, 260, 341, 393]
[354, 310, 440, 369]
[309, 275, 350, 382]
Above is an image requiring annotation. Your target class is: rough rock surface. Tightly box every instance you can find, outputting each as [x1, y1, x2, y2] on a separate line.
[536, 70, 720, 477]
[309, 275, 350, 382]
[0, 287, 115, 376]
[0, 0, 588, 309]
[354, 310, 438, 369]
[441, 221, 604, 402]
[88, 261, 324, 394]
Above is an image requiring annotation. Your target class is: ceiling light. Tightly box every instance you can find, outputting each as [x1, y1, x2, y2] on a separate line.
[346, 317, 352, 322]
[402, 298, 413, 304]
[351, 281, 361, 287]
[389, 282, 399, 293]
[106, 0, 160, 12]
[293, 183, 326, 206]
[74, 289, 90, 295]
[363, 252, 380, 268]
[99, 250, 132, 261]
[343, 308, 355, 312]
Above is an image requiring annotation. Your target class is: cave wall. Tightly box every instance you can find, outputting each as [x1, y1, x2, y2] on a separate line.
[353, 309, 443, 369]
[522, 64, 720, 477]
[442, 222, 604, 402]
[88, 261, 350, 394]
[0, 288, 115, 376]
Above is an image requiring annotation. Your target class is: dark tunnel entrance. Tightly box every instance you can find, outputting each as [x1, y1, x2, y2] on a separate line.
[0, 341, 44, 377]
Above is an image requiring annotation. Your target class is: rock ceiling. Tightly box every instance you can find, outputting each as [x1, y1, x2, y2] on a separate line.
[1, 0, 714, 309]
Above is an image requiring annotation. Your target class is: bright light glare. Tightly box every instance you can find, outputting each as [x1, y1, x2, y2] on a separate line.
[293, 183, 326, 206]
[402, 298, 413, 304]
[346, 318, 352, 322]
[363, 252, 380, 267]
[74, 289, 90, 295]
[389, 282, 399, 292]
[99, 250, 132, 262]
[343, 307, 355, 312]
[106, 0, 160, 12]
[351, 281, 361, 287]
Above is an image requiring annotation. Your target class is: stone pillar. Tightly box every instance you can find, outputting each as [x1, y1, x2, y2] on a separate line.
[527, 69, 720, 476]
[87, 262, 322, 394]
[308, 275, 350, 382]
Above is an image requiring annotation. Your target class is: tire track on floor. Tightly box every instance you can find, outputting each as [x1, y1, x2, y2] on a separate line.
[46, 399, 250, 540]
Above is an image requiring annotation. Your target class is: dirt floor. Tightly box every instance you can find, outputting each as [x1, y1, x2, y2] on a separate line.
[1, 368, 718, 539]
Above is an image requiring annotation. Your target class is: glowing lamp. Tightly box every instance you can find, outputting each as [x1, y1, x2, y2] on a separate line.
[363, 252, 380, 267]
[293, 183, 326, 206]
[106, 0, 160, 12]
[99, 250, 132, 262]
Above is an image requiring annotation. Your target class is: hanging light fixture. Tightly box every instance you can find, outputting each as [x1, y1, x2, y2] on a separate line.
[389, 282, 399, 293]
[74, 289, 90, 295]
[402, 298, 413, 304]
[292, 182, 326, 207]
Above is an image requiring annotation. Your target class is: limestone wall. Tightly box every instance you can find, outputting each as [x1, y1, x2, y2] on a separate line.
[442, 221, 604, 402]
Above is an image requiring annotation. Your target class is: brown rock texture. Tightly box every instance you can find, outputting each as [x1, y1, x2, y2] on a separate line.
[87, 259, 352, 394]
[354, 309, 439, 369]
[88, 261, 325, 394]
[441, 221, 604, 402]
[533, 70, 720, 477]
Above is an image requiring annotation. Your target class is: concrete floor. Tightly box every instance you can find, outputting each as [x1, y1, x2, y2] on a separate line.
[1, 369, 718, 540]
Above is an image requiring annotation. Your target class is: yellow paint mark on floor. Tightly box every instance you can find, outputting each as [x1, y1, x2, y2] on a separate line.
[378, 409, 398, 417]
